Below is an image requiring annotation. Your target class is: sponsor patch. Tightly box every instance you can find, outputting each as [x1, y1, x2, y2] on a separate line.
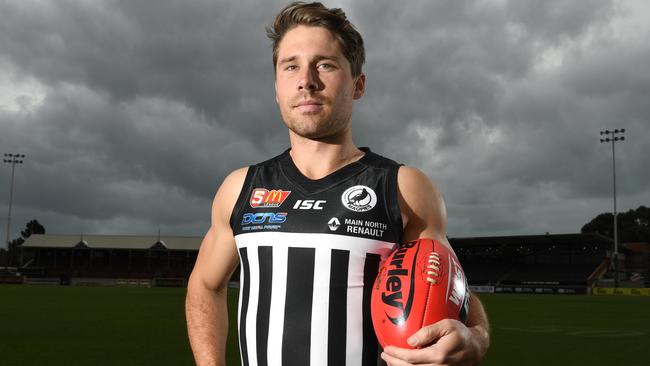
[241, 212, 287, 225]
[328, 217, 341, 231]
[341, 185, 377, 212]
[250, 188, 291, 208]
[241, 212, 287, 231]
[293, 199, 326, 210]
[344, 218, 387, 238]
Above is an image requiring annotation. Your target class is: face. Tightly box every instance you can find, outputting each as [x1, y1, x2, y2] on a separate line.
[274, 25, 365, 140]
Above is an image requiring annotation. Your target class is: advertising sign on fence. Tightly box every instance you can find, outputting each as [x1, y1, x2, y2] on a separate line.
[592, 287, 650, 296]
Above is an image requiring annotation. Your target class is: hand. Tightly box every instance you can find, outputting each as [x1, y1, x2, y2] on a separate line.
[381, 319, 488, 366]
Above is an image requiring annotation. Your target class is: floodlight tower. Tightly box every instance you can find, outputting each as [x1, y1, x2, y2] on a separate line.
[599, 129, 625, 288]
[3, 153, 25, 268]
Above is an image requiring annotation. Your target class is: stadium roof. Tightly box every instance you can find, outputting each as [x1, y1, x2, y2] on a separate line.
[450, 233, 614, 248]
[21, 232, 615, 251]
[22, 234, 201, 250]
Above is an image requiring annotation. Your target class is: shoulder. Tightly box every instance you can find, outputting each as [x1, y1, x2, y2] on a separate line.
[212, 149, 289, 222]
[397, 166, 448, 242]
[397, 166, 441, 203]
[218, 167, 249, 198]
[212, 167, 249, 225]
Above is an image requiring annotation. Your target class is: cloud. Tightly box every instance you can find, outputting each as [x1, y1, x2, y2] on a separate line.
[1, 0, 649, 246]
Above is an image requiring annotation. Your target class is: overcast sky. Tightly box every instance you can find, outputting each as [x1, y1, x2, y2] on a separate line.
[1, 0, 649, 248]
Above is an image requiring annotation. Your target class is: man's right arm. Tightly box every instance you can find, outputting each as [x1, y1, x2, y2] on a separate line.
[185, 167, 248, 366]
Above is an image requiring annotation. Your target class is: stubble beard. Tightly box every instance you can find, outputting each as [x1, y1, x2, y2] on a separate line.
[283, 107, 352, 140]
[282, 92, 354, 140]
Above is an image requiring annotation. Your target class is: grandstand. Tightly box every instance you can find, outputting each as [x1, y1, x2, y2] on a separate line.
[13, 232, 629, 292]
[452, 233, 613, 294]
[18, 234, 200, 286]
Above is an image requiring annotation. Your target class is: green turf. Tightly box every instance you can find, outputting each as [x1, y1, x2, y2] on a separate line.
[0, 285, 195, 366]
[479, 293, 650, 366]
[1, 285, 649, 366]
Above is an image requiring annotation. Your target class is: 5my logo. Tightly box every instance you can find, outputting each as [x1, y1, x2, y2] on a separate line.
[250, 188, 291, 208]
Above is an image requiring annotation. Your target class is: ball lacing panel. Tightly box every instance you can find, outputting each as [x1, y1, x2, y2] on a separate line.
[426, 252, 441, 284]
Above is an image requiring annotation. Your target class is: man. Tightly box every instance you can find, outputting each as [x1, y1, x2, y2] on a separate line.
[186, 2, 490, 366]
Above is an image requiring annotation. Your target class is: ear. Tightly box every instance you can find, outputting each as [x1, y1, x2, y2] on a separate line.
[353, 73, 365, 100]
[274, 79, 279, 104]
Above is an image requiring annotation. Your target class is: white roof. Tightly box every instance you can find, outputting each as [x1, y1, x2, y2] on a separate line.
[22, 234, 202, 250]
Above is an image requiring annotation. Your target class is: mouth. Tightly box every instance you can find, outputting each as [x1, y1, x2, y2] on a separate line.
[294, 100, 323, 107]
[293, 100, 324, 113]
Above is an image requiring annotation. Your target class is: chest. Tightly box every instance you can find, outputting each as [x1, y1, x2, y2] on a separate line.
[231, 165, 400, 244]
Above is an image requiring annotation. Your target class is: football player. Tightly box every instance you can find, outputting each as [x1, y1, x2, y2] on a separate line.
[186, 2, 490, 365]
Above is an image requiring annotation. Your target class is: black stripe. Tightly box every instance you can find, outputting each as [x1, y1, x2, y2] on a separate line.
[239, 247, 251, 366]
[328, 249, 350, 366]
[362, 253, 382, 366]
[282, 247, 316, 366]
[386, 163, 405, 244]
[256, 246, 273, 366]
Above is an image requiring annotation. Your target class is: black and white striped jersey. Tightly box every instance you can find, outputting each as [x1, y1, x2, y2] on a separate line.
[230, 147, 403, 366]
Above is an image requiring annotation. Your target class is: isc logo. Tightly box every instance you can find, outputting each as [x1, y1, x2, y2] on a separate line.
[241, 212, 287, 225]
[293, 199, 326, 210]
[250, 188, 291, 208]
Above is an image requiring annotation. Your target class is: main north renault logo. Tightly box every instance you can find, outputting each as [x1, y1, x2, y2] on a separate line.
[341, 185, 377, 212]
[328, 217, 341, 231]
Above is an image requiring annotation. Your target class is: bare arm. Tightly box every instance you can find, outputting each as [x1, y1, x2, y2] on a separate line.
[382, 166, 490, 365]
[185, 167, 247, 366]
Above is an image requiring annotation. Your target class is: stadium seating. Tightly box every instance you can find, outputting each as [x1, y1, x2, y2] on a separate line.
[499, 264, 599, 285]
[17, 233, 617, 291]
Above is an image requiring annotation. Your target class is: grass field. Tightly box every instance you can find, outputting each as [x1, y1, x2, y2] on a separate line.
[1, 285, 649, 366]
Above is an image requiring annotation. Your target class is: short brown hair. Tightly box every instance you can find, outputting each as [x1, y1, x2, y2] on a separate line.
[266, 2, 365, 77]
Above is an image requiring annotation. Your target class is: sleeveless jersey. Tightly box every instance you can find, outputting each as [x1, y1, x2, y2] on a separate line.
[230, 147, 403, 366]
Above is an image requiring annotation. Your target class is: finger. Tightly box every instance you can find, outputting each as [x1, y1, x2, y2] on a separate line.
[428, 332, 467, 362]
[381, 351, 414, 366]
[383, 346, 445, 365]
[408, 319, 458, 347]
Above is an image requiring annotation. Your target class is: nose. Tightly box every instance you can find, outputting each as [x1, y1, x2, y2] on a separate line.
[297, 67, 319, 91]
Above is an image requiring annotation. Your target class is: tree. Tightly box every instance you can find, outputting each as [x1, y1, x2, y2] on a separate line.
[581, 206, 650, 243]
[7, 219, 46, 267]
[20, 219, 45, 238]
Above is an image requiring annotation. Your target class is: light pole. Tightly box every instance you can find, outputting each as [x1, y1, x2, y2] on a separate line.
[599, 129, 625, 288]
[3, 153, 25, 269]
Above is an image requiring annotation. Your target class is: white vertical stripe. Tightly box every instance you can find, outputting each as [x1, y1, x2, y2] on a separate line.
[234, 232, 394, 365]
[267, 244, 288, 366]
[446, 253, 452, 304]
[310, 247, 332, 366]
[346, 250, 365, 366]
[245, 245, 260, 366]
[237, 249, 245, 362]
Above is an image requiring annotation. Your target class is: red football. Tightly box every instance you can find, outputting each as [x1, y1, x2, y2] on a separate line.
[371, 238, 470, 348]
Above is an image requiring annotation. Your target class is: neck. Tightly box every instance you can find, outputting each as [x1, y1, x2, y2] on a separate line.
[288, 128, 364, 180]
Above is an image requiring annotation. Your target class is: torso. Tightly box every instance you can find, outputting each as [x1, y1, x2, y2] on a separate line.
[230, 147, 402, 366]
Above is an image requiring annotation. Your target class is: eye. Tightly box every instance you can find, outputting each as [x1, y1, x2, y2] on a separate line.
[285, 64, 297, 71]
[318, 63, 335, 71]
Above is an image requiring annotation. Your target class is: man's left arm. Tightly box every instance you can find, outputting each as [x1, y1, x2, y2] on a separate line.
[381, 166, 490, 366]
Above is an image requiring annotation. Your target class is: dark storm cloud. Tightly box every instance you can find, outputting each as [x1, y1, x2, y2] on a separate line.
[0, 84, 257, 234]
[1, 0, 649, 243]
[346, 0, 649, 236]
[0, 0, 288, 239]
[0, 0, 286, 141]
[351, 0, 614, 142]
